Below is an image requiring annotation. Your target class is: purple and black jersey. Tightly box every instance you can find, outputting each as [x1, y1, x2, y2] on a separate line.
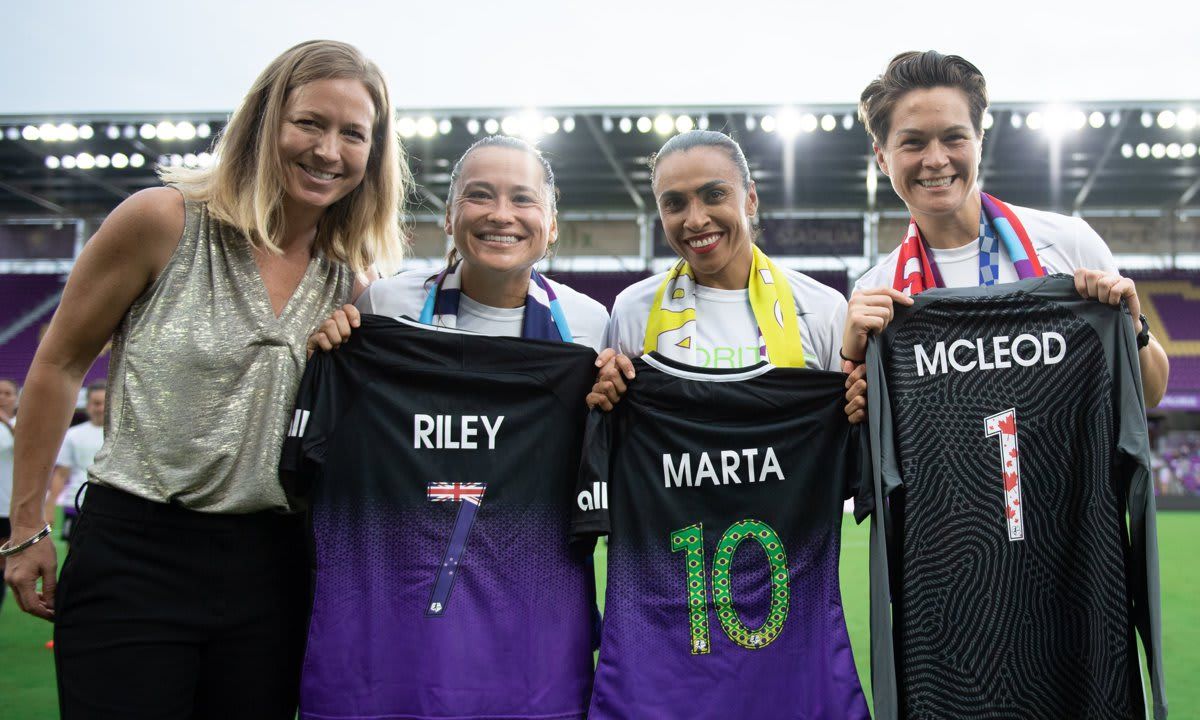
[572, 354, 870, 720]
[282, 315, 598, 720]
[863, 275, 1166, 720]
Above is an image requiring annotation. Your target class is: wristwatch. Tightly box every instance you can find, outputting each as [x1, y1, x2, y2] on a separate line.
[1136, 313, 1151, 349]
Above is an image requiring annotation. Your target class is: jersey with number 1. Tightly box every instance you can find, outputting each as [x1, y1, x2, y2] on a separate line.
[863, 274, 1166, 720]
[572, 353, 870, 719]
[281, 315, 598, 720]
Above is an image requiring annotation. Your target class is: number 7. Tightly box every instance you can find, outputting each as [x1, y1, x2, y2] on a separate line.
[984, 409, 1024, 542]
[426, 482, 487, 616]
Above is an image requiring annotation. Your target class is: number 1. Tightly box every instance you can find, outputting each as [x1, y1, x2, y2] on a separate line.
[984, 409, 1024, 541]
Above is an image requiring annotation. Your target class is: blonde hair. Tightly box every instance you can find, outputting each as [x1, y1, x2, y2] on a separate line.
[160, 39, 409, 273]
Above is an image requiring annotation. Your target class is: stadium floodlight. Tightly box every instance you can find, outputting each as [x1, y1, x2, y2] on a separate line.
[759, 115, 777, 133]
[23, 125, 40, 141]
[1010, 112, 1023, 129]
[1157, 111, 1176, 129]
[130, 153, 145, 168]
[95, 154, 110, 168]
[1088, 111, 1105, 129]
[439, 119, 453, 135]
[484, 118, 500, 134]
[105, 125, 120, 140]
[800, 113, 818, 133]
[1167, 143, 1182, 159]
[601, 115, 614, 132]
[61, 154, 77, 169]
[170, 153, 184, 166]
[1135, 143, 1150, 158]
[76, 153, 96, 170]
[562, 116, 575, 133]
[820, 114, 837, 132]
[1183, 143, 1197, 159]
[466, 118, 480, 134]
[652, 114, 674, 134]
[1068, 110, 1087, 130]
[417, 116, 438, 138]
[397, 117, 417, 138]
[1140, 111, 1153, 128]
[197, 152, 214, 168]
[39, 123, 59, 141]
[542, 116, 560, 134]
[140, 123, 157, 139]
[1177, 108, 1197, 131]
[1025, 111, 1044, 131]
[45, 156, 60, 169]
[6, 127, 19, 140]
[518, 111, 543, 139]
[982, 112, 994, 130]
[78, 124, 93, 140]
[1151, 143, 1166, 159]
[675, 115, 694, 133]
[744, 115, 757, 131]
[197, 122, 212, 138]
[842, 114, 854, 130]
[698, 114, 709, 131]
[776, 108, 802, 139]
[183, 153, 198, 167]
[157, 121, 177, 140]
[619, 117, 632, 133]
[175, 121, 196, 140]
[636, 116, 652, 133]
[57, 123, 79, 142]
[111, 152, 129, 169]
[1108, 111, 1121, 127]
[123, 124, 136, 139]
[1120, 143, 1134, 158]
[501, 116, 520, 135]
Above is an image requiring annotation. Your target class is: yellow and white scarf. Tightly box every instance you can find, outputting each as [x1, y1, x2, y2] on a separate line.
[642, 246, 806, 367]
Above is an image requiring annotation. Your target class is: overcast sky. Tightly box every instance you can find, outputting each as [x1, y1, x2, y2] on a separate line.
[4, 0, 1198, 115]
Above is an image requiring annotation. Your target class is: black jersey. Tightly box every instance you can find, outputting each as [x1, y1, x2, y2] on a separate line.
[862, 275, 1165, 720]
[572, 354, 869, 720]
[281, 315, 598, 720]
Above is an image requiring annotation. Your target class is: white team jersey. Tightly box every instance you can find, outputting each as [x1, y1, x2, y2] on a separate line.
[55, 421, 104, 508]
[605, 266, 847, 371]
[357, 269, 610, 352]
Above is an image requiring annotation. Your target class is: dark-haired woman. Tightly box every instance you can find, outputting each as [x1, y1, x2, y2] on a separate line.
[588, 130, 848, 410]
[317, 135, 608, 347]
[840, 51, 1167, 419]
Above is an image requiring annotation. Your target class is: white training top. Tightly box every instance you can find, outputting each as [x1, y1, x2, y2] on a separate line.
[855, 204, 1119, 293]
[0, 417, 13, 519]
[55, 421, 104, 508]
[357, 269, 611, 352]
[605, 267, 847, 371]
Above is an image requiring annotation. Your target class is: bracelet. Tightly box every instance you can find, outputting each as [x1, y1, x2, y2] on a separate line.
[839, 348, 866, 364]
[0, 523, 53, 558]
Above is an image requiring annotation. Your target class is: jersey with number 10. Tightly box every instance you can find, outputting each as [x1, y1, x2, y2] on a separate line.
[572, 354, 869, 719]
[863, 275, 1166, 720]
[281, 315, 598, 720]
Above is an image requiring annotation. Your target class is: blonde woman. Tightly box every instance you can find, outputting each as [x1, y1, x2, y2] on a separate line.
[2, 40, 407, 719]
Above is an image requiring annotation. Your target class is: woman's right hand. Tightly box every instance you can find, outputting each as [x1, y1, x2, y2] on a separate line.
[586, 348, 636, 411]
[840, 287, 913, 364]
[306, 304, 360, 358]
[4, 523, 60, 620]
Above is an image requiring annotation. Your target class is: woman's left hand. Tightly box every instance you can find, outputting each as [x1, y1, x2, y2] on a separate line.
[1073, 268, 1142, 332]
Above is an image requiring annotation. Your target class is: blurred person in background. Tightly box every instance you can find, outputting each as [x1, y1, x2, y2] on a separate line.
[2, 39, 407, 719]
[0, 377, 18, 612]
[45, 381, 106, 543]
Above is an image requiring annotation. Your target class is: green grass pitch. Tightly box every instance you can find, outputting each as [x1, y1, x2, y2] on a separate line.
[2, 512, 1196, 718]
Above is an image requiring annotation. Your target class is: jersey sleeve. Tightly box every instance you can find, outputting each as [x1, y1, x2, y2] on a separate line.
[863, 333, 901, 720]
[569, 408, 613, 552]
[1113, 305, 1167, 719]
[279, 350, 348, 505]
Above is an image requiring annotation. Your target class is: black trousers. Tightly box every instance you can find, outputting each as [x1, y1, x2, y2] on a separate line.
[54, 484, 309, 720]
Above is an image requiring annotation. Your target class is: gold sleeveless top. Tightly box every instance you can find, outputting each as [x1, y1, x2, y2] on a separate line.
[90, 199, 353, 512]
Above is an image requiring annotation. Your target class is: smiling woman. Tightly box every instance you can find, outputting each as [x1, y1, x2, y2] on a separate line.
[2, 40, 409, 720]
[355, 135, 610, 350]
